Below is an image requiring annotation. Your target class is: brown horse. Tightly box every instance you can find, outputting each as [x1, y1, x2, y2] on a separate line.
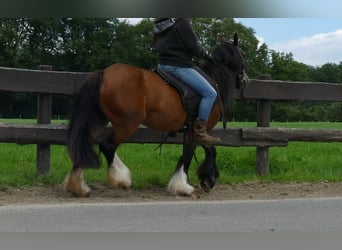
[64, 33, 247, 197]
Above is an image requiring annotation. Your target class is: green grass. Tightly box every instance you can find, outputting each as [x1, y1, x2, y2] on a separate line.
[0, 118, 67, 125]
[0, 120, 342, 189]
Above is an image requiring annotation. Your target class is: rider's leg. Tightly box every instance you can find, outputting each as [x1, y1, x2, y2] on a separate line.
[158, 64, 221, 144]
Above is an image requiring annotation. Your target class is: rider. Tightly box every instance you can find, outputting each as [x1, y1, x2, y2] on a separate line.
[153, 18, 222, 144]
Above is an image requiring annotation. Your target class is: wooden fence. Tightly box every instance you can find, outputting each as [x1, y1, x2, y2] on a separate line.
[1, 66, 342, 175]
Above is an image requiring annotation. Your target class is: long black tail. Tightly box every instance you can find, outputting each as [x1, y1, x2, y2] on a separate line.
[67, 71, 105, 169]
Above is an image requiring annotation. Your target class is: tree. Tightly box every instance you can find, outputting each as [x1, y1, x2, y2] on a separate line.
[17, 18, 63, 69]
[311, 63, 341, 83]
[327, 103, 342, 121]
[253, 42, 271, 77]
[58, 18, 119, 71]
[131, 18, 158, 68]
[269, 51, 311, 81]
[111, 18, 157, 68]
[192, 18, 268, 78]
[0, 19, 23, 67]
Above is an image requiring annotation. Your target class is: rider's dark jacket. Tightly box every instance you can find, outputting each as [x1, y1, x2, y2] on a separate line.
[153, 18, 210, 68]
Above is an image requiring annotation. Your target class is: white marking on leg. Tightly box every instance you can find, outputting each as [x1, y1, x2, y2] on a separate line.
[167, 165, 194, 196]
[108, 153, 132, 189]
[79, 171, 91, 194]
[64, 169, 91, 197]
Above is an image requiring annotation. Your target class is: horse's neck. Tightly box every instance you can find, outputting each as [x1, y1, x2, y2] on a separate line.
[200, 62, 225, 87]
[202, 62, 235, 114]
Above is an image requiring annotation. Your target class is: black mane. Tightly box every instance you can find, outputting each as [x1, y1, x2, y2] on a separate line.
[212, 41, 244, 76]
[197, 36, 246, 128]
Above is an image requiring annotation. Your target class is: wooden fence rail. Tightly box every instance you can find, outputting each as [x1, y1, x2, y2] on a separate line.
[1, 66, 342, 175]
[2, 123, 342, 145]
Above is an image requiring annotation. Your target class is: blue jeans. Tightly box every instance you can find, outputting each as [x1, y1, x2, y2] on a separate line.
[158, 64, 217, 121]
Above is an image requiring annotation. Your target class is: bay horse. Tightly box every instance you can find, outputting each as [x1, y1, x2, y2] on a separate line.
[64, 33, 247, 197]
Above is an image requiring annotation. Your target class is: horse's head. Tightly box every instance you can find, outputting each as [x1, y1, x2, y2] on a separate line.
[213, 33, 248, 89]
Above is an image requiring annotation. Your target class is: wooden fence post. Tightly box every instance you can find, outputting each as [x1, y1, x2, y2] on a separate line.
[36, 65, 53, 176]
[256, 74, 272, 175]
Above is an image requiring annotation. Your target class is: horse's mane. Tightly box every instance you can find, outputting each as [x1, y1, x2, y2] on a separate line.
[198, 41, 244, 110]
[212, 41, 244, 75]
[198, 60, 231, 112]
[197, 49, 241, 107]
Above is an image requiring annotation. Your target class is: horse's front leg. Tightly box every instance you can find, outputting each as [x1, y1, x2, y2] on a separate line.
[167, 133, 196, 196]
[197, 145, 220, 192]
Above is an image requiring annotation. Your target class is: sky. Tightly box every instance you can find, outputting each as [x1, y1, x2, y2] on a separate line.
[122, 18, 342, 67]
[235, 18, 342, 66]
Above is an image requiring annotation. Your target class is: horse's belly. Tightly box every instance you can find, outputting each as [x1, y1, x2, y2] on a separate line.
[142, 108, 186, 132]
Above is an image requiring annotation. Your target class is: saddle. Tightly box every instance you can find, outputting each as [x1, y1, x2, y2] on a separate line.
[152, 68, 218, 122]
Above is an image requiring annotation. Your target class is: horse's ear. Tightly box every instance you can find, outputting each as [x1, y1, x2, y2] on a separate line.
[233, 33, 238, 46]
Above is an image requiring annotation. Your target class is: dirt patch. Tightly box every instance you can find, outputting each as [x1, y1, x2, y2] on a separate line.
[1, 181, 342, 205]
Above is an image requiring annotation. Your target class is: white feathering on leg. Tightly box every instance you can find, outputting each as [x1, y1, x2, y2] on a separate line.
[64, 169, 91, 197]
[167, 165, 194, 196]
[108, 153, 132, 188]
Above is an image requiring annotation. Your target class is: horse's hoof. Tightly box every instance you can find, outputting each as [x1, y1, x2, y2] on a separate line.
[199, 178, 215, 193]
[108, 178, 131, 190]
[64, 171, 91, 197]
[108, 176, 131, 190]
[107, 164, 132, 190]
[65, 185, 91, 197]
[167, 165, 195, 197]
[65, 182, 91, 197]
[167, 184, 195, 197]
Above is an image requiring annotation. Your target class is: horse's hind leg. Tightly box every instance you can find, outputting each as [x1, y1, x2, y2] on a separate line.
[65, 117, 110, 197]
[64, 166, 91, 197]
[99, 140, 131, 189]
[167, 132, 196, 196]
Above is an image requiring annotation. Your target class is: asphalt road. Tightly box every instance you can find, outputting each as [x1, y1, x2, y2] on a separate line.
[1, 197, 342, 232]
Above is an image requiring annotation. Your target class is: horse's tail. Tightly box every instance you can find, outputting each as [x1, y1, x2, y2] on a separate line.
[67, 71, 105, 169]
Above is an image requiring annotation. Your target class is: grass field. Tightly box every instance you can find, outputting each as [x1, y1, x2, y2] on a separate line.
[0, 120, 342, 189]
